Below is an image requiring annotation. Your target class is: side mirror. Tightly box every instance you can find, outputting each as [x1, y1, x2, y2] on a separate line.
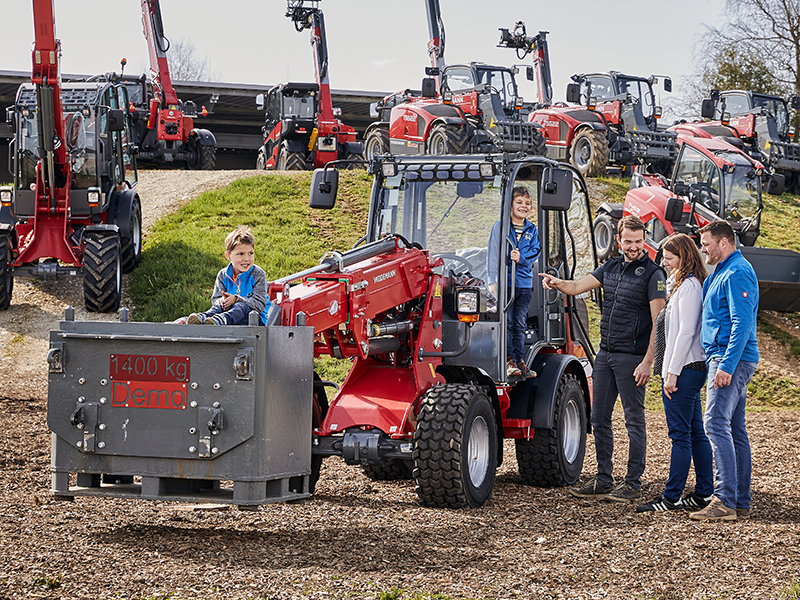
[526, 66, 534, 81]
[565, 83, 581, 104]
[421, 77, 437, 99]
[369, 102, 379, 119]
[425, 66, 440, 76]
[663, 78, 672, 93]
[5, 107, 14, 133]
[539, 167, 573, 211]
[664, 197, 685, 222]
[456, 181, 483, 198]
[309, 168, 339, 210]
[790, 95, 800, 111]
[108, 109, 125, 132]
[700, 99, 715, 120]
[768, 172, 785, 196]
[255, 93, 265, 110]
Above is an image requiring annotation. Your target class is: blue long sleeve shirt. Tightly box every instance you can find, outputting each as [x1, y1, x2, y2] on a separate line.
[701, 249, 759, 373]
[487, 219, 541, 289]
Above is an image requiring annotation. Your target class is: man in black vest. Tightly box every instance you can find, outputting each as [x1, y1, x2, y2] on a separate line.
[541, 215, 666, 502]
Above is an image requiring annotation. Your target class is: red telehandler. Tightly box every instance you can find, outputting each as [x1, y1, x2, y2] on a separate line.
[255, 0, 362, 171]
[47, 153, 598, 510]
[126, 0, 216, 170]
[0, 0, 142, 311]
[364, 2, 546, 160]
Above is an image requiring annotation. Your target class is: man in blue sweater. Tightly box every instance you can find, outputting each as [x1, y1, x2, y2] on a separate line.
[690, 221, 759, 521]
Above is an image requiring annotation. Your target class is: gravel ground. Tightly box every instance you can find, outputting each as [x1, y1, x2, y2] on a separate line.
[1, 171, 800, 600]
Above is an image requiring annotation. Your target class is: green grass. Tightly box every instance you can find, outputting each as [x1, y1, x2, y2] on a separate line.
[593, 175, 631, 204]
[759, 319, 800, 359]
[756, 192, 800, 252]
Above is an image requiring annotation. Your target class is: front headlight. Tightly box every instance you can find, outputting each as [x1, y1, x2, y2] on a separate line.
[456, 287, 484, 323]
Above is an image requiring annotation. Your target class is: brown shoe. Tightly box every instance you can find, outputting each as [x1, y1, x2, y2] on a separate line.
[736, 508, 751, 518]
[506, 359, 521, 378]
[569, 477, 614, 498]
[518, 361, 537, 379]
[688, 496, 737, 521]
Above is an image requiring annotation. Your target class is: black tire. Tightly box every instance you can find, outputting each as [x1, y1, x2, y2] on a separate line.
[278, 148, 306, 171]
[120, 196, 142, 273]
[341, 150, 365, 170]
[198, 145, 216, 170]
[362, 459, 414, 481]
[364, 127, 390, 161]
[83, 231, 122, 313]
[781, 170, 799, 194]
[413, 383, 498, 509]
[255, 148, 267, 170]
[427, 124, 469, 155]
[569, 129, 610, 177]
[515, 373, 586, 487]
[309, 374, 330, 494]
[0, 233, 13, 311]
[530, 127, 547, 156]
[593, 212, 619, 263]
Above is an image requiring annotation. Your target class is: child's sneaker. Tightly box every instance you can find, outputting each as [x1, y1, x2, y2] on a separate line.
[518, 362, 537, 378]
[171, 316, 188, 324]
[205, 314, 226, 325]
[506, 359, 521, 378]
[187, 313, 204, 325]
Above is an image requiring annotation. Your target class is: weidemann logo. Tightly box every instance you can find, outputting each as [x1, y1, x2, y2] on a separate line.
[374, 270, 396, 284]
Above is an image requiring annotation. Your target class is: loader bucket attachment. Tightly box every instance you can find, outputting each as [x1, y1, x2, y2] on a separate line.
[740, 246, 800, 312]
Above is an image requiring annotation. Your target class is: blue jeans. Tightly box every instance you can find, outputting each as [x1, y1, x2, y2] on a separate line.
[507, 287, 532, 362]
[591, 350, 647, 490]
[662, 368, 714, 502]
[704, 358, 758, 510]
[202, 301, 251, 325]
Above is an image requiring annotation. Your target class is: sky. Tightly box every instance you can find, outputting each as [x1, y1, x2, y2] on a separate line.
[1, 0, 725, 116]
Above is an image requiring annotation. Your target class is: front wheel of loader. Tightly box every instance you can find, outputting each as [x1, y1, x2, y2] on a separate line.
[83, 231, 122, 313]
[427, 124, 469, 155]
[0, 233, 13, 310]
[278, 148, 306, 171]
[569, 129, 609, 178]
[515, 373, 586, 487]
[593, 212, 619, 263]
[413, 383, 497, 509]
[364, 127, 390, 161]
[120, 195, 142, 273]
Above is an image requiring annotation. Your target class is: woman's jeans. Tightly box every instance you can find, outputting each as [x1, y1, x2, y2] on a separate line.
[661, 367, 714, 502]
[704, 358, 758, 510]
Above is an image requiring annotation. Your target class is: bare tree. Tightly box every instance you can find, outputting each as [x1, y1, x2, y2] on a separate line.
[166, 37, 218, 82]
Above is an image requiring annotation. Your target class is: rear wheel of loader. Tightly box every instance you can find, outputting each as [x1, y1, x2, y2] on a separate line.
[569, 129, 609, 177]
[413, 383, 497, 509]
[515, 373, 586, 487]
[278, 148, 306, 171]
[362, 459, 414, 481]
[342, 150, 365, 169]
[531, 127, 547, 156]
[0, 233, 13, 310]
[83, 231, 122, 313]
[120, 196, 142, 273]
[428, 124, 469, 155]
[256, 148, 267, 170]
[364, 127, 390, 161]
[593, 212, 619, 262]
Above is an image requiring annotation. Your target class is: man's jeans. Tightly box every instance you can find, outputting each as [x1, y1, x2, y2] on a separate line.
[662, 368, 713, 503]
[591, 349, 647, 490]
[704, 358, 758, 510]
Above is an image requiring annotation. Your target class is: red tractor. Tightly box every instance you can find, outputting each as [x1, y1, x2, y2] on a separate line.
[671, 89, 800, 193]
[528, 71, 677, 177]
[0, 0, 142, 312]
[255, 1, 362, 171]
[363, 3, 546, 161]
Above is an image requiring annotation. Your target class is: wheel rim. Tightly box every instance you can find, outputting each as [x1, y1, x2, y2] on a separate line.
[562, 397, 582, 464]
[365, 137, 381, 161]
[431, 133, 446, 155]
[467, 415, 490, 487]
[132, 210, 142, 257]
[595, 221, 611, 253]
[575, 138, 591, 167]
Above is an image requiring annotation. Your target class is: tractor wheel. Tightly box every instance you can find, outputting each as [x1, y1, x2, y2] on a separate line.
[0, 233, 13, 311]
[568, 129, 609, 177]
[782, 170, 799, 194]
[515, 373, 586, 487]
[530, 127, 547, 157]
[120, 196, 142, 273]
[198, 144, 216, 170]
[593, 212, 619, 263]
[413, 383, 498, 509]
[255, 148, 267, 170]
[362, 459, 414, 481]
[341, 149, 365, 169]
[83, 231, 122, 313]
[278, 149, 306, 171]
[364, 127, 390, 161]
[428, 124, 469, 155]
[309, 374, 330, 494]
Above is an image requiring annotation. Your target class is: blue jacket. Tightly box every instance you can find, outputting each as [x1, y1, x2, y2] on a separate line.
[702, 249, 759, 373]
[211, 263, 271, 325]
[487, 219, 541, 289]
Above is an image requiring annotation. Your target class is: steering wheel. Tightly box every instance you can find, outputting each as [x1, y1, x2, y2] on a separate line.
[435, 253, 474, 274]
[691, 182, 719, 213]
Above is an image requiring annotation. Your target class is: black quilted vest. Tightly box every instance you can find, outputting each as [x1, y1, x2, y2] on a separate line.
[598, 254, 665, 355]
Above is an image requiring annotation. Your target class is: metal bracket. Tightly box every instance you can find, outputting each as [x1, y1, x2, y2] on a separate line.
[233, 348, 253, 380]
[47, 342, 64, 373]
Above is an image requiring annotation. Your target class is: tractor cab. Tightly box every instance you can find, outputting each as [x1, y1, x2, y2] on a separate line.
[441, 63, 524, 120]
[711, 91, 792, 140]
[573, 71, 669, 131]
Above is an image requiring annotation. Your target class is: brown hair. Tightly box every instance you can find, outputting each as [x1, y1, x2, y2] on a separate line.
[512, 185, 531, 199]
[617, 215, 645, 235]
[698, 220, 735, 245]
[225, 226, 255, 253]
[662, 233, 706, 295]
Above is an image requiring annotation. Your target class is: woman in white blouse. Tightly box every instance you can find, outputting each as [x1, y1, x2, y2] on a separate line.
[637, 233, 714, 513]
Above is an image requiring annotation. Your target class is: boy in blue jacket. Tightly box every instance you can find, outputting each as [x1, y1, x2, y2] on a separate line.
[488, 186, 540, 378]
[186, 226, 271, 325]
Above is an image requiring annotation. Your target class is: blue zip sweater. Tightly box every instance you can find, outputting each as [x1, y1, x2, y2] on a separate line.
[487, 218, 541, 289]
[211, 263, 271, 325]
[702, 249, 759, 373]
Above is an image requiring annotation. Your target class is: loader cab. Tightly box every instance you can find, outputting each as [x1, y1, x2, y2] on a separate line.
[366, 156, 595, 382]
[715, 91, 791, 140]
[577, 72, 661, 128]
[442, 63, 521, 117]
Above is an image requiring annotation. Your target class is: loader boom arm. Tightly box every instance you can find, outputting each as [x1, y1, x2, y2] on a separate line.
[140, 0, 179, 107]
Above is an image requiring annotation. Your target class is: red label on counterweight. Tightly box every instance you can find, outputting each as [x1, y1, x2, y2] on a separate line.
[111, 381, 188, 410]
[110, 354, 190, 382]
